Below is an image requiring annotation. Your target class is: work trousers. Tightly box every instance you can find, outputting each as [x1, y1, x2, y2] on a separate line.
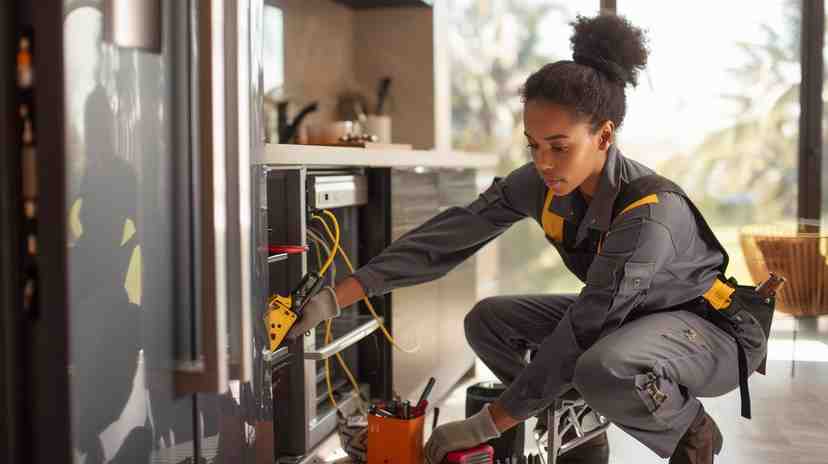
[464, 294, 767, 458]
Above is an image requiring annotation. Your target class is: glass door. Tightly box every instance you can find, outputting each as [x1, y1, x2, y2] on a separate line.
[63, 1, 197, 462]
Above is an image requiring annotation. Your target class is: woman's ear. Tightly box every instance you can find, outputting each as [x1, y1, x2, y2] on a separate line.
[597, 120, 615, 151]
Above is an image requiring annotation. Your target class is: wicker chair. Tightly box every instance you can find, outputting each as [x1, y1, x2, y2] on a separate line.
[740, 223, 828, 316]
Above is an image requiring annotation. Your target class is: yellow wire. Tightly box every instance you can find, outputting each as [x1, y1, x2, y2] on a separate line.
[308, 222, 366, 413]
[263, 215, 363, 412]
[324, 319, 338, 409]
[311, 236, 339, 409]
[308, 233, 344, 409]
[316, 213, 339, 276]
[314, 210, 420, 354]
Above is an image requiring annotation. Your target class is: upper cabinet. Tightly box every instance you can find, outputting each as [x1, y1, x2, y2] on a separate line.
[333, 0, 432, 8]
[266, 0, 448, 150]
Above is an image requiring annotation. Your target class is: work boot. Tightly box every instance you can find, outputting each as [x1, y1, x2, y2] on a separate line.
[669, 407, 723, 464]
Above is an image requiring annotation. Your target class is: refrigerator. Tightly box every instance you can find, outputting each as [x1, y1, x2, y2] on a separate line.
[1, 0, 274, 463]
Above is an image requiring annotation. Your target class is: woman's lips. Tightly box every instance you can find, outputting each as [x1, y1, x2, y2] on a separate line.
[543, 176, 565, 186]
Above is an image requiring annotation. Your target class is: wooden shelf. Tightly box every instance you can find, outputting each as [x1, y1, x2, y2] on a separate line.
[333, 0, 432, 9]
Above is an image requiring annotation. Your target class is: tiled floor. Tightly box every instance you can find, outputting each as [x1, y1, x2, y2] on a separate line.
[312, 314, 828, 464]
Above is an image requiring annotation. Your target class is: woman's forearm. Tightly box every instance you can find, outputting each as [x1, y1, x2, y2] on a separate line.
[334, 276, 366, 308]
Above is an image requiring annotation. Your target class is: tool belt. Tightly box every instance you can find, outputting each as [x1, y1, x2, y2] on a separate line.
[683, 277, 775, 419]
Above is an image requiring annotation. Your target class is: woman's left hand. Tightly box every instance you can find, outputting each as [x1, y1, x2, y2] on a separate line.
[424, 404, 500, 464]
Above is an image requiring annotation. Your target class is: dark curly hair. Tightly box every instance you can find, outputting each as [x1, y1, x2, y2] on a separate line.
[521, 14, 649, 133]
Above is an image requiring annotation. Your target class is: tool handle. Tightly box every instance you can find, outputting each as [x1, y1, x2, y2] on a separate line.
[402, 400, 410, 420]
[291, 271, 323, 317]
[417, 377, 436, 406]
[756, 272, 786, 298]
[376, 77, 392, 115]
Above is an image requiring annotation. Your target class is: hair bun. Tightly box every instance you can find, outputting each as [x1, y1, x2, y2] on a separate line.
[570, 14, 649, 87]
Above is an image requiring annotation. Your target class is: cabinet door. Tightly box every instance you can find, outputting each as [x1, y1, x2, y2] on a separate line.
[63, 1, 196, 462]
[435, 169, 478, 401]
[390, 168, 441, 400]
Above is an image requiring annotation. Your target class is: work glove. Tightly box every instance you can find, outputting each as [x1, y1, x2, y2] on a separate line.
[425, 403, 501, 464]
[285, 286, 340, 340]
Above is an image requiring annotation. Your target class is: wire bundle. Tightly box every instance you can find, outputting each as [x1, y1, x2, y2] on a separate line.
[309, 210, 419, 412]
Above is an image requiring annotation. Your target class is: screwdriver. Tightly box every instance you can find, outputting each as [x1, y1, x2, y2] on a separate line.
[417, 377, 436, 409]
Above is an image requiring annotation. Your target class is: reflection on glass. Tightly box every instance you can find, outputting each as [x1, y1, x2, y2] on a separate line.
[263, 4, 284, 143]
[263, 5, 284, 96]
[64, 2, 193, 463]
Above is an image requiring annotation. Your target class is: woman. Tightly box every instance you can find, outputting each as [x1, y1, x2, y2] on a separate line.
[288, 14, 769, 464]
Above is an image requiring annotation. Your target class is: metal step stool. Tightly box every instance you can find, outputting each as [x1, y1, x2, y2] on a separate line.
[535, 389, 610, 464]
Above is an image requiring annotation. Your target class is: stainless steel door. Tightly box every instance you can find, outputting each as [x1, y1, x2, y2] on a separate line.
[63, 1, 198, 461]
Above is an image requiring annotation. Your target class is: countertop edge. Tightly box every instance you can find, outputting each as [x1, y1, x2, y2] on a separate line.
[259, 143, 500, 169]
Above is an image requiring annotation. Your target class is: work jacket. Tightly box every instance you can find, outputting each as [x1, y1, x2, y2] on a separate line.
[352, 145, 726, 417]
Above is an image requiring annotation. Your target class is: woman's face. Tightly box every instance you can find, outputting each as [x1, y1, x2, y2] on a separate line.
[523, 99, 611, 197]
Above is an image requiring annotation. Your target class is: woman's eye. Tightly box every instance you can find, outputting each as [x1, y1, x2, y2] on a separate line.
[526, 144, 565, 156]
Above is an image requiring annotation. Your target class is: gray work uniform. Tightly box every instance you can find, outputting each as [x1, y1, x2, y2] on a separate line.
[352, 145, 767, 458]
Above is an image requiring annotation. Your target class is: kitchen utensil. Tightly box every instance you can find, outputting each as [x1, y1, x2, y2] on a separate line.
[376, 76, 392, 115]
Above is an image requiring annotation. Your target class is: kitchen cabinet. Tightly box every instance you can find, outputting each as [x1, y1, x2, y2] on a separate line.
[260, 144, 498, 429]
[62, 1, 199, 463]
[390, 167, 478, 404]
[390, 169, 442, 401]
[435, 169, 478, 394]
[4, 0, 484, 461]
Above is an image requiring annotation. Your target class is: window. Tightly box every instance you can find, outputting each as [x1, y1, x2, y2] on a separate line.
[620, 0, 801, 284]
[449, 0, 597, 294]
[450, 1, 808, 293]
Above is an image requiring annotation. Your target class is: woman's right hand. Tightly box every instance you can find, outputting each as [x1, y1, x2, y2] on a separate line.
[285, 286, 340, 340]
[284, 277, 366, 340]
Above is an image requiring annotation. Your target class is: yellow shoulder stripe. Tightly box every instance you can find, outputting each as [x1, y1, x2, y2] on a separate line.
[541, 189, 564, 243]
[619, 194, 659, 216]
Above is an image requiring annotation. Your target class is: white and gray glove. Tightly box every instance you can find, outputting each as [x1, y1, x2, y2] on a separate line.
[285, 286, 340, 340]
[425, 403, 501, 464]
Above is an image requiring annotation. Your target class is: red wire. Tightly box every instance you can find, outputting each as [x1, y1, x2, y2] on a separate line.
[269, 245, 308, 254]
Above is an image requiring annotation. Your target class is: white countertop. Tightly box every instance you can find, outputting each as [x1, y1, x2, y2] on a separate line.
[260, 143, 499, 169]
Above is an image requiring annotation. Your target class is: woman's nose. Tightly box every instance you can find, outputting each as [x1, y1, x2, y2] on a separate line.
[533, 148, 555, 169]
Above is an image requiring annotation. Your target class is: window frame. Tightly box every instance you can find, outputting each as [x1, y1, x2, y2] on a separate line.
[799, 0, 823, 229]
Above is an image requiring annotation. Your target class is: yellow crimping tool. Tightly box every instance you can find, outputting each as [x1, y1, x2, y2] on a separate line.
[266, 271, 324, 351]
[266, 294, 298, 352]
